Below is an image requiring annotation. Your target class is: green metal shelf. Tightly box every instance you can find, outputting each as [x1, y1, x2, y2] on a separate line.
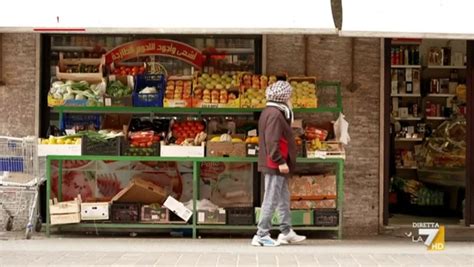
[196, 225, 339, 231]
[56, 223, 193, 229]
[47, 155, 344, 164]
[45, 156, 344, 239]
[53, 106, 342, 114]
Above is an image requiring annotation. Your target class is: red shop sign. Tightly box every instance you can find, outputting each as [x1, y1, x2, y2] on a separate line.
[105, 39, 203, 69]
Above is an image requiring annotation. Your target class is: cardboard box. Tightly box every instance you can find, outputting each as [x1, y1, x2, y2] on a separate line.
[50, 213, 81, 225]
[160, 142, 205, 157]
[112, 177, 167, 205]
[141, 205, 169, 223]
[289, 174, 337, 198]
[163, 196, 192, 222]
[164, 76, 193, 107]
[80, 202, 109, 220]
[197, 209, 226, 224]
[291, 199, 336, 209]
[206, 135, 246, 157]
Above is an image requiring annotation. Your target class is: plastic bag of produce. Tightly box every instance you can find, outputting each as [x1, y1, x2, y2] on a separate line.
[334, 113, 350, 145]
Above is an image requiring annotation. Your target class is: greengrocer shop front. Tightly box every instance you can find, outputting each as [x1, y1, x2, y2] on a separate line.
[1, 0, 359, 238]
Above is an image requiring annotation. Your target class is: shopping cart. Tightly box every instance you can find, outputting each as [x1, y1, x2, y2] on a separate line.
[0, 136, 44, 239]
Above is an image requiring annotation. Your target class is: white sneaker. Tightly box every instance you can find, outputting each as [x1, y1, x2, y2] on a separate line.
[277, 229, 306, 244]
[251, 235, 280, 247]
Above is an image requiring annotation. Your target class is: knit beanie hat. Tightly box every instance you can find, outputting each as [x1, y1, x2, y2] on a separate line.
[265, 81, 293, 103]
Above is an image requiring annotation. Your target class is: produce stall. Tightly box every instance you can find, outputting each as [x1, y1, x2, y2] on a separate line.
[40, 36, 347, 239]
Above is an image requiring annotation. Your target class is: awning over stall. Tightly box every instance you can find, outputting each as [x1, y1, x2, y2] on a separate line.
[340, 0, 474, 39]
[0, 0, 337, 34]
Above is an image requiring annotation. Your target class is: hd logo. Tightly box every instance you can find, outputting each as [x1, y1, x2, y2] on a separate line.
[407, 222, 445, 251]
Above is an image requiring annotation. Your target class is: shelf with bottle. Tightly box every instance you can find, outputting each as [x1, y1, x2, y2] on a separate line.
[391, 93, 421, 98]
[426, 116, 449, 121]
[390, 44, 420, 67]
[393, 117, 423, 121]
[425, 65, 466, 70]
[396, 165, 418, 170]
[426, 93, 456, 98]
[395, 138, 424, 142]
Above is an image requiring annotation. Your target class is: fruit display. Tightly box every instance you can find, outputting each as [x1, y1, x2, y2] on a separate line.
[244, 136, 259, 144]
[168, 120, 207, 145]
[123, 131, 161, 156]
[48, 80, 106, 107]
[304, 126, 328, 141]
[193, 73, 240, 107]
[289, 77, 318, 108]
[55, 53, 105, 83]
[240, 74, 277, 108]
[40, 136, 81, 145]
[209, 134, 244, 143]
[111, 65, 145, 76]
[164, 76, 193, 107]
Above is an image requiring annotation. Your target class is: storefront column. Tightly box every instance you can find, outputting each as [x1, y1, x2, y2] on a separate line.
[382, 38, 391, 225]
[466, 41, 474, 226]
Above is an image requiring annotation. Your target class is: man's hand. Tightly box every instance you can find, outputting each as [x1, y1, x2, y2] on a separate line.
[278, 163, 290, 174]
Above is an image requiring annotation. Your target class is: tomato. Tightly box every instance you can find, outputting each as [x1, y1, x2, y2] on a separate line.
[153, 135, 160, 142]
[120, 70, 126, 76]
[190, 126, 197, 132]
[197, 124, 205, 131]
[120, 66, 125, 70]
[146, 141, 153, 147]
[187, 121, 194, 127]
[183, 126, 190, 131]
[139, 143, 146, 148]
[132, 66, 138, 73]
[139, 66, 145, 72]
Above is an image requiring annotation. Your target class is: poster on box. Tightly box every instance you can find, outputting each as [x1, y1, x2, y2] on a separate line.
[50, 159, 252, 205]
[95, 171, 129, 201]
[51, 169, 96, 202]
[199, 162, 253, 207]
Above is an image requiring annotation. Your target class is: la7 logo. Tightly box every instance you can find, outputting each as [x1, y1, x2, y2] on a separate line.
[419, 228, 439, 246]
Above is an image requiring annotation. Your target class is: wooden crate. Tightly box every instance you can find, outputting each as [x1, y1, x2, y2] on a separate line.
[56, 53, 104, 83]
[50, 213, 81, 225]
[49, 196, 81, 215]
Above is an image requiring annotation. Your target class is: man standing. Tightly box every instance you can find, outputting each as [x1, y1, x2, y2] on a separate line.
[252, 81, 306, 247]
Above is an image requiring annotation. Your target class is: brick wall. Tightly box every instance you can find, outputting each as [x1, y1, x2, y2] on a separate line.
[266, 35, 381, 236]
[0, 33, 37, 137]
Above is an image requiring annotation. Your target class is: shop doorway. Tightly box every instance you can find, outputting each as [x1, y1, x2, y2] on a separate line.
[383, 38, 473, 227]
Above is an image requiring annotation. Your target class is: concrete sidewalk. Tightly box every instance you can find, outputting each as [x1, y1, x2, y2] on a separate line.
[0, 234, 473, 266]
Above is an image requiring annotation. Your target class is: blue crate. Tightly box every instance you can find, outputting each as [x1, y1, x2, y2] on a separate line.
[61, 114, 101, 131]
[133, 74, 166, 107]
[134, 74, 166, 90]
[0, 157, 24, 172]
[132, 92, 164, 107]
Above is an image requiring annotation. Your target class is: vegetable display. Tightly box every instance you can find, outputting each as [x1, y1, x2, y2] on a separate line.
[107, 80, 132, 97]
[49, 80, 106, 105]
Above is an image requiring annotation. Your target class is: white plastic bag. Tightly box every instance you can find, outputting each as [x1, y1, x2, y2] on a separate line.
[334, 113, 350, 145]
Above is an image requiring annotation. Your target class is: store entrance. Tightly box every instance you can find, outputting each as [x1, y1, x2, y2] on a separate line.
[383, 38, 472, 227]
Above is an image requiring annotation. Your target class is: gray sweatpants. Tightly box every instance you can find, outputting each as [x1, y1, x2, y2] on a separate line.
[257, 174, 291, 237]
